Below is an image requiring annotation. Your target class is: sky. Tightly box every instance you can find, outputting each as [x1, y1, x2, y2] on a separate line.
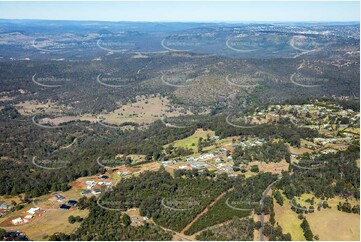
[0, 1, 359, 22]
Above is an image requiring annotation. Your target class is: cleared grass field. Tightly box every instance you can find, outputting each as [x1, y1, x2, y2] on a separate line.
[273, 196, 306, 241]
[274, 193, 360, 241]
[288, 139, 314, 155]
[18, 209, 89, 240]
[305, 207, 360, 241]
[99, 95, 190, 126]
[167, 129, 215, 152]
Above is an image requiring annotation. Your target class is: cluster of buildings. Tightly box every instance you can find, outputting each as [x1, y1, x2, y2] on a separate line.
[11, 207, 40, 225]
[59, 200, 78, 210]
[0, 201, 13, 218]
[82, 176, 113, 196]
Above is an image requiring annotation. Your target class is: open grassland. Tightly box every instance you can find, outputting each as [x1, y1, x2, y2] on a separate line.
[305, 207, 360, 241]
[14, 100, 97, 124]
[14, 100, 63, 116]
[0, 197, 88, 241]
[17, 209, 88, 241]
[250, 160, 289, 174]
[14, 95, 192, 128]
[273, 196, 306, 241]
[99, 95, 190, 126]
[274, 193, 360, 241]
[297, 194, 359, 208]
[288, 139, 314, 155]
[166, 129, 215, 152]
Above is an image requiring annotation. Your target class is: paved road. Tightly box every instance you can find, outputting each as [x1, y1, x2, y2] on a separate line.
[259, 175, 282, 241]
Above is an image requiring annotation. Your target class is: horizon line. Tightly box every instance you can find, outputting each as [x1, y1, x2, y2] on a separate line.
[0, 18, 360, 24]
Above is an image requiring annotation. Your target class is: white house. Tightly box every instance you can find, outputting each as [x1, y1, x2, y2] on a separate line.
[27, 207, 40, 215]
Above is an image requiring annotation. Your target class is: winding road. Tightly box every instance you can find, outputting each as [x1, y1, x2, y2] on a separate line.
[259, 175, 282, 241]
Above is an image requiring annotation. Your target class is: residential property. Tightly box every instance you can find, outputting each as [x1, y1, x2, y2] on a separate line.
[86, 180, 97, 189]
[186, 157, 195, 162]
[81, 189, 91, 195]
[190, 162, 207, 169]
[118, 171, 129, 176]
[59, 204, 71, 210]
[67, 200, 78, 207]
[178, 165, 191, 170]
[92, 189, 101, 195]
[0, 202, 13, 210]
[24, 215, 33, 219]
[27, 207, 40, 215]
[215, 157, 224, 163]
[11, 217, 29, 225]
[55, 195, 65, 202]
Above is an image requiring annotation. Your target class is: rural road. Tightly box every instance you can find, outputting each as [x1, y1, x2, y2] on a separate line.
[259, 175, 282, 241]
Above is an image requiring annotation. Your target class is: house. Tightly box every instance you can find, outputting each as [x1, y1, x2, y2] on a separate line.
[186, 157, 195, 162]
[213, 136, 220, 140]
[215, 158, 223, 163]
[55, 195, 65, 202]
[178, 165, 191, 170]
[162, 160, 171, 166]
[220, 148, 227, 153]
[131, 217, 142, 224]
[98, 181, 112, 186]
[225, 166, 234, 171]
[11, 217, 29, 225]
[86, 180, 97, 189]
[0, 203, 12, 210]
[81, 190, 91, 195]
[118, 171, 129, 176]
[92, 189, 101, 195]
[190, 162, 207, 169]
[67, 200, 78, 207]
[59, 204, 70, 210]
[321, 149, 337, 155]
[27, 207, 40, 215]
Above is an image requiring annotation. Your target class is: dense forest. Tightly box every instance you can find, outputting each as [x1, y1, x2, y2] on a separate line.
[276, 146, 360, 201]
